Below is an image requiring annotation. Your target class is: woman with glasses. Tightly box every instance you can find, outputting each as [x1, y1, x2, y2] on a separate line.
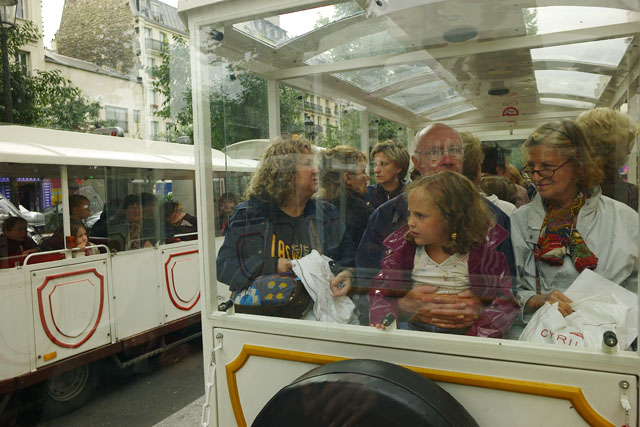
[509, 120, 638, 336]
[365, 140, 410, 208]
[216, 137, 356, 316]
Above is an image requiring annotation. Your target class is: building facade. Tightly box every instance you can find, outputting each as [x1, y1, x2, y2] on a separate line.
[54, 0, 188, 141]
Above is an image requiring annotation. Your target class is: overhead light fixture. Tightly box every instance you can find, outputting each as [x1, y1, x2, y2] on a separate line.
[443, 26, 478, 43]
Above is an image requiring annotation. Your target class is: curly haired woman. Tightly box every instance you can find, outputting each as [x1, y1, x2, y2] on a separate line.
[216, 136, 356, 304]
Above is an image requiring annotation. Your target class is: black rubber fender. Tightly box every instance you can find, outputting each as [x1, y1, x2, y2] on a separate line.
[252, 359, 478, 427]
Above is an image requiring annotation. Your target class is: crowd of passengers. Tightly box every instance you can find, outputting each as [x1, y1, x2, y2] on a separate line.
[216, 107, 639, 340]
[0, 192, 200, 264]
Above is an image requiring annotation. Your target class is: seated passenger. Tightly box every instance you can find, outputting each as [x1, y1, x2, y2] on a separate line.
[216, 193, 237, 236]
[69, 194, 92, 223]
[369, 171, 519, 337]
[358, 124, 515, 333]
[365, 140, 410, 208]
[511, 120, 638, 336]
[576, 107, 639, 211]
[70, 220, 97, 257]
[460, 131, 517, 216]
[41, 194, 92, 251]
[216, 136, 355, 312]
[141, 192, 158, 242]
[481, 142, 530, 207]
[479, 176, 517, 216]
[160, 200, 197, 242]
[111, 195, 153, 250]
[0, 216, 39, 259]
[319, 146, 372, 247]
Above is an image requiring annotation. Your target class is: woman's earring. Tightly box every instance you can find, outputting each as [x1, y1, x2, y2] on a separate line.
[450, 232, 457, 241]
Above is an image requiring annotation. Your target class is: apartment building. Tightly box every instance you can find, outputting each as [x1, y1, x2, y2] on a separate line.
[54, 0, 188, 141]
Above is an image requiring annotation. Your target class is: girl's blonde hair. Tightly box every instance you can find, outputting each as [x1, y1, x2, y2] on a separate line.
[406, 171, 494, 255]
[370, 140, 410, 180]
[245, 136, 314, 207]
[522, 119, 603, 191]
[320, 145, 367, 198]
[576, 108, 639, 179]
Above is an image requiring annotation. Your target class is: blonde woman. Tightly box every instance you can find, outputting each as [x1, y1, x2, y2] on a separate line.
[576, 107, 639, 210]
[366, 140, 410, 208]
[216, 137, 355, 302]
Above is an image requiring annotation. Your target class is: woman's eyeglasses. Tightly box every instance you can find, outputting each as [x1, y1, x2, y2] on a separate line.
[522, 160, 569, 178]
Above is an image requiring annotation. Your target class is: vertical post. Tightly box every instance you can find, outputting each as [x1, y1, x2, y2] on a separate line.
[1, 28, 12, 123]
[60, 166, 71, 258]
[266, 78, 281, 139]
[360, 110, 369, 172]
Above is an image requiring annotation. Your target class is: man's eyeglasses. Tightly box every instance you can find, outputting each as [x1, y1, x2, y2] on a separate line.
[522, 160, 569, 178]
[415, 146, 463, 160]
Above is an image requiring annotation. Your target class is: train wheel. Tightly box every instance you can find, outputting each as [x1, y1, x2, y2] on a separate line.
[42, 363, 100, 417]
[253, 359, 478, 427]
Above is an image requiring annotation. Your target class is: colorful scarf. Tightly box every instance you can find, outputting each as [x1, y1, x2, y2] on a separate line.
[534, 193, 598, 272]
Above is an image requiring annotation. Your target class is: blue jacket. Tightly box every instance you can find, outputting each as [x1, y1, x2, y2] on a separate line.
[216, 197, 356, 292]
[356, 193, 516, 290]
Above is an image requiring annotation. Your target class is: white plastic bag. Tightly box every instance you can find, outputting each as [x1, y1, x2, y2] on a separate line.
[290, 250, 357, 324]
[519, 302, 585, 348]
[519, 293, 630, 349]
[565, 269, 637, 349]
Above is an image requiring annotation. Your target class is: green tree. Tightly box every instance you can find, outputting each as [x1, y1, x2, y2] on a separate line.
[151, 35, 193, 141]
[152, 39, 303, 149]
[1, 21, 101, 130]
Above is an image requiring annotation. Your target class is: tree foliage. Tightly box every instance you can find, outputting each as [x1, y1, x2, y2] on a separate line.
[0, 21, 101, 130]
[151, 37, 304, 149]
[151, 35, 193, 141]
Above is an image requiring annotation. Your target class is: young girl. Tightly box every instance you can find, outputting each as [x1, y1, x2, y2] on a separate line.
[70, 220, 97, 257]
[369, 171, 520, 338]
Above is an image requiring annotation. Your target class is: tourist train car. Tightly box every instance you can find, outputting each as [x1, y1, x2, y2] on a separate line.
[177, 0, 640, 425]
[0, 125, 256, 415]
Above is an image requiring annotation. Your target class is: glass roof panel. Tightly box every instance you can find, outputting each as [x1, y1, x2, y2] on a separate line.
[534, 70, 611, 99]
[540, 98, 596, 109]
[332, 63, 434, 92]
[233, 2, 363, 47]
[384, 81, 463, 114]
[524, 6, 640, 36]
[306, 28, 407, 65]
[426, 104, 477, 120]
[531, 38, 632, 68]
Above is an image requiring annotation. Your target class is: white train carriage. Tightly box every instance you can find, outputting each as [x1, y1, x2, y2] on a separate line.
[0, 125, 256, 414]
[176, 0, 640, 426]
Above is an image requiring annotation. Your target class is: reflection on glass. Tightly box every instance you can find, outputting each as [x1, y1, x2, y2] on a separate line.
[534, 70, 611, 99]
[384, 80, 463, 114]
[523, 6, 640, 36]
[233, 2, 363, 47]
[332, 63, 433, 92]
[426, 103, 477, 120]
[540, 98, 595, 110]
[306, 29, 408, 65]
[531, 37, 632, 68]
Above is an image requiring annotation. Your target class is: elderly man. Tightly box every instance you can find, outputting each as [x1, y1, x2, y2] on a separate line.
[356, 123, 515, 330]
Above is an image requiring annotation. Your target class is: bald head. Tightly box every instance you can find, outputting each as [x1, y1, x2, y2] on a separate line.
[411, 123, 463, 176]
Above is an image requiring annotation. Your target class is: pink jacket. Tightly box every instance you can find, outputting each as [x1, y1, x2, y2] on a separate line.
[369, 225, 520, 338]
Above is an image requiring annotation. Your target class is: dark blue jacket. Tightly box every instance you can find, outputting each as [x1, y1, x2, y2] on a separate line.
[216, 197, 356, 292]
[356, 193, 516, 290]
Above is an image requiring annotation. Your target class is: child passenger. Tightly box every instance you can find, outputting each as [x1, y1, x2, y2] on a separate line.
[0, 216, 39, 258]
[70, 220, 97, 257]
[369, 171, 519, 338]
